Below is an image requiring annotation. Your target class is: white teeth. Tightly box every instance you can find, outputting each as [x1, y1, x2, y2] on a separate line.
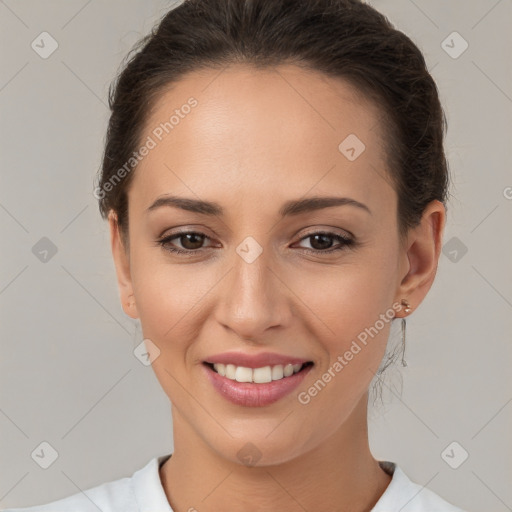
[253, 366, 272, 383]
[235, 366, 253, 382]
[271, 365, 284, 380]
[225, 364, 236, 379]
[212, 362, 306, 383]
[283, 364, 294, 377]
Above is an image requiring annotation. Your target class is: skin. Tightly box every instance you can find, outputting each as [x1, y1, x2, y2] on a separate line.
[109, 63, 445, 511]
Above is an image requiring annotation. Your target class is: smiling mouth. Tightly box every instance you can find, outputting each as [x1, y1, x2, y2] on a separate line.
[203, 361, 314, 384]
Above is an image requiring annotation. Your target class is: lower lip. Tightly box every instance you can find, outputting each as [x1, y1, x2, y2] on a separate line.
[203, 363, 313, 407]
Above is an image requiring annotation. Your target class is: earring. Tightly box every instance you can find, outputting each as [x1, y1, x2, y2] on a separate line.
[401, 298, 412, 314]
[400, 299, 412, 367]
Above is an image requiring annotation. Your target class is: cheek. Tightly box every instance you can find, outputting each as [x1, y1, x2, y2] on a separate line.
[129, 251, 202, 349]
[288, 247, 398, 395]
[293, 273, 395, 429]
[129, 255, 209, 404]
[291, 257, 396, 346]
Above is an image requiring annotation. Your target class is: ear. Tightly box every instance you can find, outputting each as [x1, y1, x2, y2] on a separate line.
[394, 200, 446, 317]
[108, 211, 139, 319]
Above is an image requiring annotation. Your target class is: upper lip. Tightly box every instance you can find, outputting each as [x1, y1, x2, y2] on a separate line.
[204, 351, 312, 369]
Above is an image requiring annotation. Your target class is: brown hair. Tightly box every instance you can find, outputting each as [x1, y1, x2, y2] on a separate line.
[95, 0, 450, 251]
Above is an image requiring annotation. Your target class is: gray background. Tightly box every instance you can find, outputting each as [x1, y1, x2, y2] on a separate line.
[1, 0, 511, 510]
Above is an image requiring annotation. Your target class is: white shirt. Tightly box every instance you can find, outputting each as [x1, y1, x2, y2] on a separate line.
[2, 454, 466, 512]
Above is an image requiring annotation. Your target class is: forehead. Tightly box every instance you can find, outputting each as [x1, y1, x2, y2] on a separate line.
[130, 63, 394, 218]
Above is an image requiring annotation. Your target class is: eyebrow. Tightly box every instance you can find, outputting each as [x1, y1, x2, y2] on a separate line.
[146, 194, 372, 217]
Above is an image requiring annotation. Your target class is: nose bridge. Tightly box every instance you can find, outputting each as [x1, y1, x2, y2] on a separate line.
[216, 239, 287, 340]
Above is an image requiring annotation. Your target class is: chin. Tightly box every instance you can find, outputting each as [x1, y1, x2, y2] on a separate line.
[205, 429, 313, 468]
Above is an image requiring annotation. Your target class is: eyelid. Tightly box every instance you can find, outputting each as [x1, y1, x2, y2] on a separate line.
[293, 230, 354, 252]
[158, 230, 217, 250]
[157, 225, 215, 239]
[298, 226, 353, 240]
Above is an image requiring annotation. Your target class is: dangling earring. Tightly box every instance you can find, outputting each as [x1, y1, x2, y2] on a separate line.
[400, 299, 412, 367]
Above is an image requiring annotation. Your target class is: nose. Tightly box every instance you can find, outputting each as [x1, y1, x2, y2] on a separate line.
[214, 248, 292, 342]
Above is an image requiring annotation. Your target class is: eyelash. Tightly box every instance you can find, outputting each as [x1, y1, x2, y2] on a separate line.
[156, 230, 355, 256]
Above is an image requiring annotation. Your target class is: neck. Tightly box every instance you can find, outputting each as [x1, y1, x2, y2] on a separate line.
[159, 394, 391, 512]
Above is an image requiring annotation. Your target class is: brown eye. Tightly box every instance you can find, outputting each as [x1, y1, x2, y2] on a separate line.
[176, 233, 206, 250]
[158, 231, 212, 255]
[296, 231, 355, 254]
[309, 234, 335, 251]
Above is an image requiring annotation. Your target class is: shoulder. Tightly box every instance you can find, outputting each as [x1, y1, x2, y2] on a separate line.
[0, 475, 135, 512]
[1, 454, 172, 512]
[372, 462, 468, 512]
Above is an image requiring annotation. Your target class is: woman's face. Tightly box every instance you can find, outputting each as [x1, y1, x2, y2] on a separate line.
[111, 64, 431, 465]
